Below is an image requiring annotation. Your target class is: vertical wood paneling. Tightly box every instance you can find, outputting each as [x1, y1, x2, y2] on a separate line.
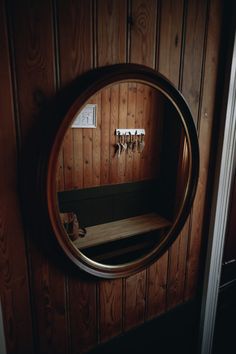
[100, 87, 111, 185]
[109, 86, 120, 183]
[168, 0, 208, 310]
[124, 271, 146, 331]
[146, 252, 168, 320]
[57, 1, 98, 353]
[181, 0, 208, 124]
[157, 0, 187, 310]
[185, 0, 223, 300]
[133, 83, 144, 180]
[69, 277, 97, 353]
[9, 1, 69, 353]
[97, 0, 127, 65]
[158, 0, 184, 85]
[58, 0, 93, 86]
[96, 0, 126, 344]
[130, 0, 157, 67]
[118, 83, 128, 183]
[0, 2, 33, 353]
[73, 127, 83, 189]
[125, 0, 159, 332]
[64, 129, 74, 189]
[59, 83, 162, 189]
[83, 127, 93, 188]
[99, 279, 122, 343]
[125, 83, 137, 180]
[0, 0, 226, 352]
[92, 93, 102, 187]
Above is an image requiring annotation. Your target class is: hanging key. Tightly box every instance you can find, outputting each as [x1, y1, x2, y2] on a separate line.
[121, 133, 127, 152]
[114, 142, 121, 157]
[139, 133, 145, 152]
[127, 132, 133, 151]
[115, 132, 122, 157]
[132, 131, 138, 152]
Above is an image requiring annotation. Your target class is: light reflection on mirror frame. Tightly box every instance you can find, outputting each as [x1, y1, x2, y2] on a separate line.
[46, 64, 199, 278]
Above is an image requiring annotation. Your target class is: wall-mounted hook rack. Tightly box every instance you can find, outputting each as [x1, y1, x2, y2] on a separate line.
[115, 129, 145, 136]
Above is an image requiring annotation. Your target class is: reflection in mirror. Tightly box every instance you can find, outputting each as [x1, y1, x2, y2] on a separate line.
[56, 81, 189, 265]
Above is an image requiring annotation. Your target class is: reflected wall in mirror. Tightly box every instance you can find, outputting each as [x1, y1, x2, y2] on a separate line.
[55, 81, 190, 266]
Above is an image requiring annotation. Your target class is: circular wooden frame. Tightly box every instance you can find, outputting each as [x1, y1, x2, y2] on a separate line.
[46, 64, 199, 278]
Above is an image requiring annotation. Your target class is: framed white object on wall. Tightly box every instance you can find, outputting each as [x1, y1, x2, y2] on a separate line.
[72, 104, 97, 128]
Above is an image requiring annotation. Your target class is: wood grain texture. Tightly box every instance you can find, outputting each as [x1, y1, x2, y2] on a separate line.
[58, 0, 93, 84]
[0, 0, 226, 352]
[74, 213, 171, 249]
[97, 0, 127, 66]
[158, 0, 184, 85]
[126, 0, 158, 334]
[69, 276, 97, 354]
[145, 0, 184, 316]
[9, 1, 69, 353]
[96, 1, 127, 345]
[99, 279, 122, 343]
[146, 252, 168, 320]
[124, 271, 146, 331]
[181, 0, 208, 124]
[57, 1, 98, 352]
[130, 0, 158, 67]
[157, 0, 188, 310]
[0, 2, 33, 353]
[58, 83, 162, 189]
[185, 0, 223, 300]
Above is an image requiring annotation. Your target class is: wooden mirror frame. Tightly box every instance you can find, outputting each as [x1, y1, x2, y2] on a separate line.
[45, 64, 199, 278]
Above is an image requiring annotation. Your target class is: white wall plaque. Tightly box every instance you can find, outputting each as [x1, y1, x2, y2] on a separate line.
[72, 104, 97, 128]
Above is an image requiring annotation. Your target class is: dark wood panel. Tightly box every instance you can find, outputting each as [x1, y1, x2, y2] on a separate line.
[57, 1, 98, 352]
[58, 0, 93, 85]
[185, 0, 223, 300]
[99, 279, 122, 343]
[0, 0, 225, 352]
[147, 0, 185, 315]
[9, 1, 69, 353]
[124, 271, 146, 331]
[69, 276, 97, 354]
[58, 83, 162, 190]
[97, 0, 127, 66]
[130, 0, 158, 67]
[96, 1, 127, 345]
[158, 0, 184, 86]
[126, 0, 159, 334]
[181, 0, 208, 124]
[0, 2, 33, 353]
[167, 225, 189, 309]
[158, 0, 187, 310]
[177, 0, 208, 305]
[146, 253, 168, 320]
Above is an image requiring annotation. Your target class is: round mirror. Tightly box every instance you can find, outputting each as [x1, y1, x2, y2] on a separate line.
[46, 64, 199, 278]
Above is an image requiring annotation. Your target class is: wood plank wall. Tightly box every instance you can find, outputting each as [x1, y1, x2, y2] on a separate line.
[0, 0, 224, 353]
[57, 83, 164, 191]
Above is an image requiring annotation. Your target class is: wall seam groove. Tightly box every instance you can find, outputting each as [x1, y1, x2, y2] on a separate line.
[127, 0, 132, 63]
[4, 2, 37, 353]
[183, 0, 210, 301]
[177, 0, 192, 303]
[93, 0, 98, 69]
[178, 0, 188, 92]
[196, 0, 211, 135]
[154, 0, 161, 71]
[51, 1, 71, 353]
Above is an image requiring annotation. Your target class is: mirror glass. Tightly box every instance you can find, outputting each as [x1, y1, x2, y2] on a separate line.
[55, 80, 190, 266]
